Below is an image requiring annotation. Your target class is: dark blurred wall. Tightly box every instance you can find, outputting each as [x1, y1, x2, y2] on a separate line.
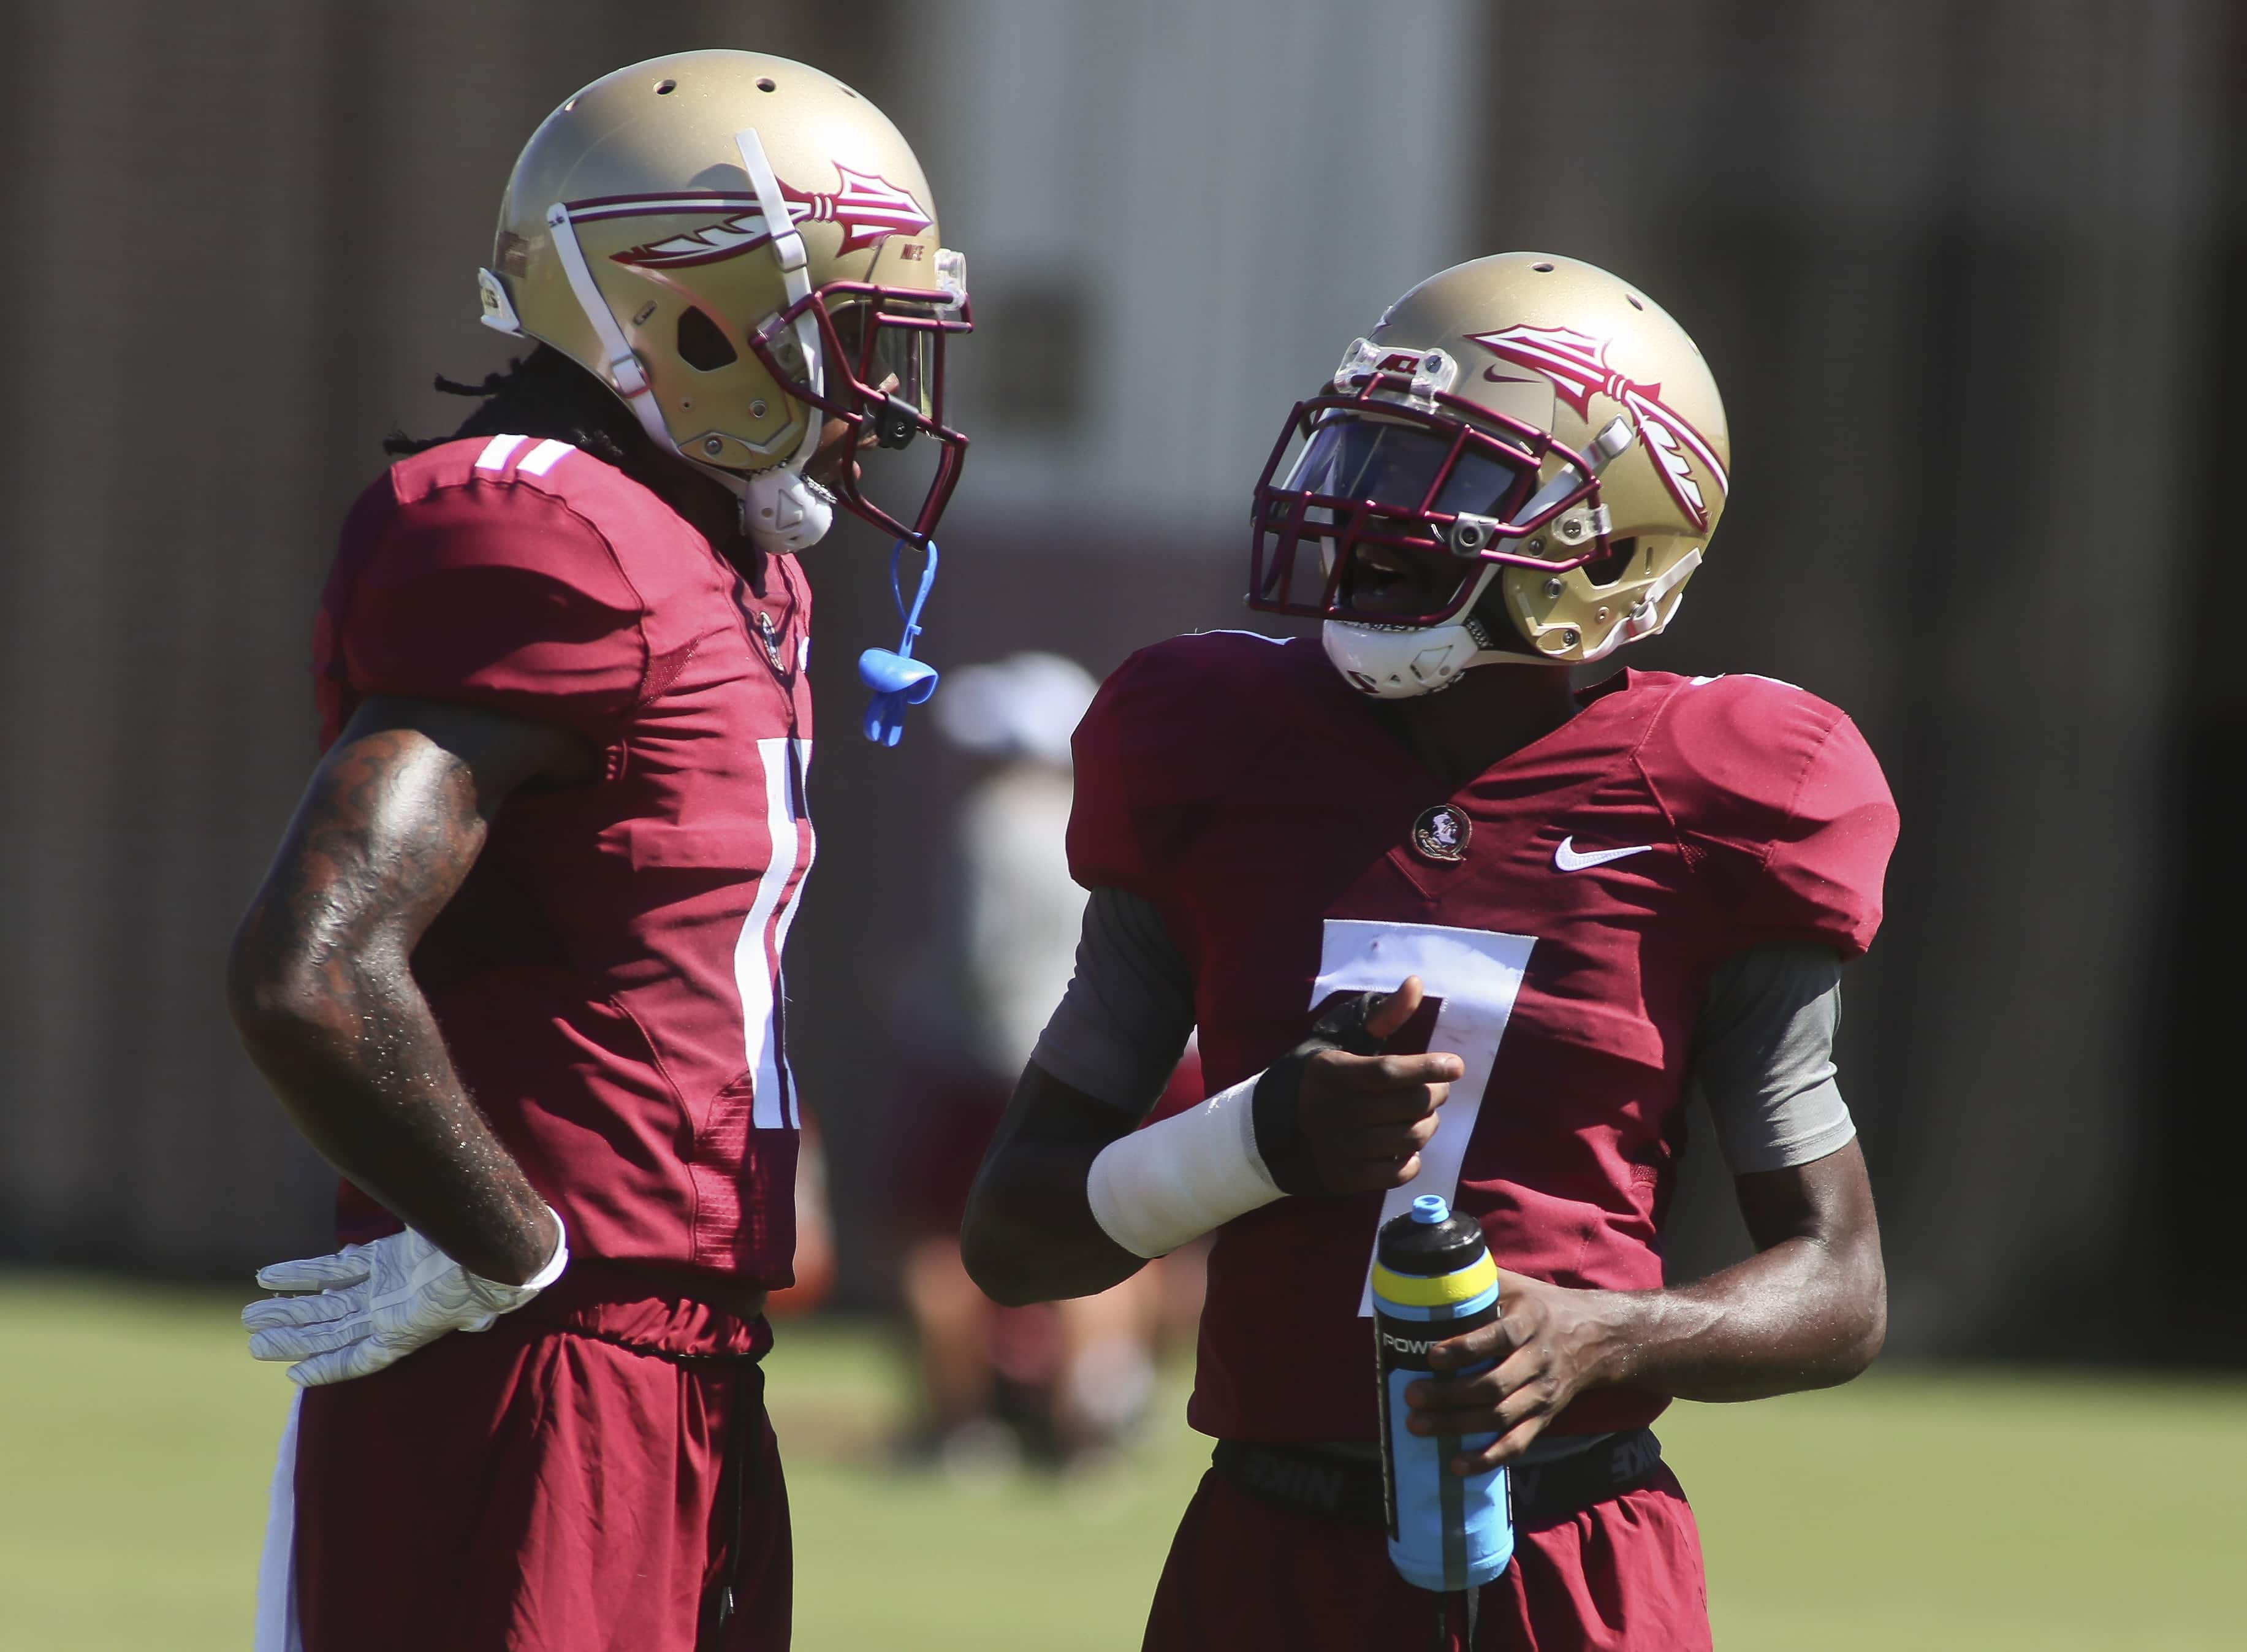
[1472, 0, 2243, 1360]
[2, 1, 2240, 1363]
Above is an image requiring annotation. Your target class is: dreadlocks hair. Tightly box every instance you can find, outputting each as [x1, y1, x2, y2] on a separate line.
[385, 343, 769, 588]
[384, 344, 652, 473]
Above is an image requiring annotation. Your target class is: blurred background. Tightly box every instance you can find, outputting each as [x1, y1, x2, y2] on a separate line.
[2, 2, 2243, 1648]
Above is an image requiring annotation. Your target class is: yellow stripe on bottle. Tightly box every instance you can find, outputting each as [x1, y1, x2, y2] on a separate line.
[1370, 1255, 1498, 1308]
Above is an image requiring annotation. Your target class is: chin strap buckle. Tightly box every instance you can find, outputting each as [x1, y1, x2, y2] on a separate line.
[858, 538, 941, 746]
[1580, 547, 1703, 663]
[1587, 415, 1635, 470]
[477, 268, 523, 335]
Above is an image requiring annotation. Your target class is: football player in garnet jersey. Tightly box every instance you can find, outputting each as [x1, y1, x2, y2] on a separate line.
[962, 253, 1895, 1650]
[226, 51, 969, 1652]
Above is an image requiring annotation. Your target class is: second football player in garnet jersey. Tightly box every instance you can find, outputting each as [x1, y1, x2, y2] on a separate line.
[965, 254, 1895, 1652]
[1070, 634, 1892, 1447]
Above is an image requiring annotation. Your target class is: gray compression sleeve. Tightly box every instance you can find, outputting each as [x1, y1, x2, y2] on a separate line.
[1035, 891, 1857, 1171]
[1028, 886, 1197, 1117]
[1691, 941, 1857, 1174]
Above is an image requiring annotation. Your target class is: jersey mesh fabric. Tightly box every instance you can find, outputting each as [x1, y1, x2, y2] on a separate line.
[1066, 634, 1896, 1443]
[314, 435, 816, 1292]
[1032, 891, 1853, 1175]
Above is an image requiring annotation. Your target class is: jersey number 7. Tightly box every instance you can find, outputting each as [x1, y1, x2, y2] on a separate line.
[1309, 919, 1536, 1315]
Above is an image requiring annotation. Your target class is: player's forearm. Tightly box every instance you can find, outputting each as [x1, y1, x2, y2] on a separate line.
[1417, 1146, 1884, 1463]
[960, 1065, 1148, 1305]
[229, 946, 555, 1284]
[1594, 1225, 1885, 1403]
[960, 1140, 1147, 1305]
[228, 716, 564, 1285]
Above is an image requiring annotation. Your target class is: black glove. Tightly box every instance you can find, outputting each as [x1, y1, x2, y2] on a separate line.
[1251, 990, 1391, 1197]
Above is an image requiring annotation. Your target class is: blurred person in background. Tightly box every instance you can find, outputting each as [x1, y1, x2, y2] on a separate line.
[224, 50, 970, 1652]
[895, 653, 1203, 1474]
[764, 1111, 837, 1319]
[964, 254, 1895, 1649]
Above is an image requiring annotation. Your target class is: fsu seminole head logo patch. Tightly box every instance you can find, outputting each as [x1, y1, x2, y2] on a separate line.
[1411, 804, 1470, 864]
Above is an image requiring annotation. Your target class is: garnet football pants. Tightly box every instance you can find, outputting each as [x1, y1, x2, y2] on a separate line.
[1141, 1461, 1710, 1652]
[267, 1304, 789, 1651]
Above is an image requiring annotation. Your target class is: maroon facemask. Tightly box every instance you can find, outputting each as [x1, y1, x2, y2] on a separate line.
[747, 270, 973, 547]
[1249, 359, 1630, 628]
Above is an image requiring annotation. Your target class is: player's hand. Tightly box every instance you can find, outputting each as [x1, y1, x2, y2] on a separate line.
[1255, 976, 1464, 1197]
[241, 1208, 568, 1387]
[1401, 1269, 1627, 1474]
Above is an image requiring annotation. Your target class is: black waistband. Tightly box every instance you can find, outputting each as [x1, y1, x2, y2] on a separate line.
[1211, 1428, 1664, 1532]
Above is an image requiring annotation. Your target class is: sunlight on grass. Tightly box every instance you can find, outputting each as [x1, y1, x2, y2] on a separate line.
[2, 1273, 2240, 1651]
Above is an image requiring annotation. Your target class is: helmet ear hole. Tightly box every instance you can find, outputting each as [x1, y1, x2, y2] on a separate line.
[676, 306, 740, 371]
[1579, 536, 1638, 588]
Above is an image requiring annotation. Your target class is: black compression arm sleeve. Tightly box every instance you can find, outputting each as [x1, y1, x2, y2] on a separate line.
[1028, 886, 1197, 1117]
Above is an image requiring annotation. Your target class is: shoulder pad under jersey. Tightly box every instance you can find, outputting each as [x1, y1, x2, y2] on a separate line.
[322, 437, 713, 740]
[1065, 631, 1304, 899]
[1637, 672, 1899, 957]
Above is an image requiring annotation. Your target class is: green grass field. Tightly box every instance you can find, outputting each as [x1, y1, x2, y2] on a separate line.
[2, 1271, 2241, 1650]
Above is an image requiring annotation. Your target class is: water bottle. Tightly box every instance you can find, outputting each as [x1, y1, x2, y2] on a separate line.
[1372, 1193, 1511, 1593]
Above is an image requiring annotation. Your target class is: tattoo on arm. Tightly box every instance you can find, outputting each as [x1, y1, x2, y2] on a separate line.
[229, 699, 591, 1284]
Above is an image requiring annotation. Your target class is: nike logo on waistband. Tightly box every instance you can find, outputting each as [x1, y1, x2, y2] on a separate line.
[1553, 836, 1657, 872]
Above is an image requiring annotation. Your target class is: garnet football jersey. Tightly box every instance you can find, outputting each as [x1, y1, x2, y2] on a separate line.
[1068, 633, 1896, 1443]
[314, 434, 814, 1287]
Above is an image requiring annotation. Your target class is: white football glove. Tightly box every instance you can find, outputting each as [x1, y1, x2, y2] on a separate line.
[242, 1208, 568, 1387]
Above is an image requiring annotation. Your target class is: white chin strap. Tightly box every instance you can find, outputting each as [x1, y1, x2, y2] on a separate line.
[546, 200, 675, 455]
[1321, 549, 1703, 699]
[734, 126, 834, 554]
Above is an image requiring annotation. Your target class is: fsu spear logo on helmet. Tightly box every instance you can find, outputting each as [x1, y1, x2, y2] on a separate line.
[1468, 324, 1728, 531]
[569, 167, 936, 270]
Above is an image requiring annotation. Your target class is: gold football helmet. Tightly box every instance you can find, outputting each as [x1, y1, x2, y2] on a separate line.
[479, 50, 971, 553]
[1249, 253, 1730, 696]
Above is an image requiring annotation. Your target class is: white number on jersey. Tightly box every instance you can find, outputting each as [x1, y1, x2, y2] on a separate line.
[736, 736, 815, 1129]
[1309, 919, 1535, 1315]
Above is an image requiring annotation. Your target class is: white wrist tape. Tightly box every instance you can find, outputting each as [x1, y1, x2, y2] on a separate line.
[1085, 1075, 1283, 1258]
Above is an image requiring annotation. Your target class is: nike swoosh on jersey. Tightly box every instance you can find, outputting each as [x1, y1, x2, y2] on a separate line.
[1553, 836, 1658, 872]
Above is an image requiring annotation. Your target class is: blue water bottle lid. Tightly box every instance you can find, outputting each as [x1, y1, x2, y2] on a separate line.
[1410, 1194, 1450, 1225]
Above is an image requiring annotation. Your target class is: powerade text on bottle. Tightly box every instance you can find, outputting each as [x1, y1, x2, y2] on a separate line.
[1372, 1193, 1511, 1593]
